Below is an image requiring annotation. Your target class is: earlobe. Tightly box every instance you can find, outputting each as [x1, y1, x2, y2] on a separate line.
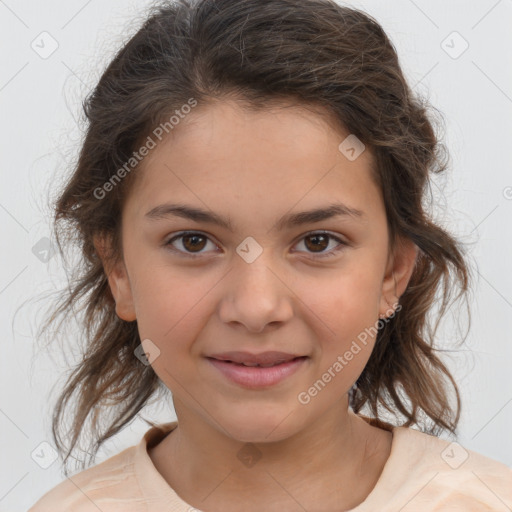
[379, 237, 419, 319]
[93, 234, 137, 322]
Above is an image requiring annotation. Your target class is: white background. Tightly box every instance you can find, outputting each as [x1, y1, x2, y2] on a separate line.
[1, 0, 511, 510]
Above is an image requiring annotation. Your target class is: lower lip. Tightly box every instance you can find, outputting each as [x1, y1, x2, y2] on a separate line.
[207, 357, 308, 389]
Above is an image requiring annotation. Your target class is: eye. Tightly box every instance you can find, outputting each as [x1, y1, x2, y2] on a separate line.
[164, 231, 218, 257]
[164, 230, 347, 259]
[292, 231, 348, 258]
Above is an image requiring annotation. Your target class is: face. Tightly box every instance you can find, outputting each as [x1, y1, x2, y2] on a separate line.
[98, 99, 417, 443]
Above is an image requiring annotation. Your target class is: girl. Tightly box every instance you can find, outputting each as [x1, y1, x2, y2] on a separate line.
[29, 0, 512, 510]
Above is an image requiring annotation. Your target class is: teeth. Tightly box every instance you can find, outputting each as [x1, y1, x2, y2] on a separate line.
[237, 359, 288, 368]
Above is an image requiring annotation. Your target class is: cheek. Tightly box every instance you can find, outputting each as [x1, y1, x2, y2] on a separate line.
[295, 266, 382, 376]
[298, 266, 382, 335]
[130, 266, 215, 357]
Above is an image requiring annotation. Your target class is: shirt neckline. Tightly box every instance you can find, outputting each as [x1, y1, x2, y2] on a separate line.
[134, 416, 410, 511]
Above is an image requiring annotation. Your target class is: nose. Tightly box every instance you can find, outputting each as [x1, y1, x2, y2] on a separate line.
[217, 253, 294, 333]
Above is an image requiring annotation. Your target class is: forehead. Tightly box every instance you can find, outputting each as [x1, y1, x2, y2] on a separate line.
[124, 100, 383, 225]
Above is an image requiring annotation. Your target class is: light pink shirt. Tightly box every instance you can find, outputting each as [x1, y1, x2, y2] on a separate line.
[28, 418, 512, 511]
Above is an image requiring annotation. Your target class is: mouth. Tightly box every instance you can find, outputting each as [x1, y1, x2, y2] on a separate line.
[206, 350, 307, 366]
[207, 356, 306, 367]
[205, 356, 308, 388]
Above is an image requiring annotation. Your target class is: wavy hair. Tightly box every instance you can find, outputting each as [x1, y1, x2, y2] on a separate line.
[37, 0, 472, 475]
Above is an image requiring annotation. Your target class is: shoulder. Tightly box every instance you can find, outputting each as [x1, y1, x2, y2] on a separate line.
[388, 426, 512, 510]
[27, 421, 179, 512]
[27, 445, 141, 512]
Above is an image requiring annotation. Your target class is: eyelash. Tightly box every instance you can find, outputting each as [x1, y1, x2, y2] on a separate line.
[163, 230, 348, 259]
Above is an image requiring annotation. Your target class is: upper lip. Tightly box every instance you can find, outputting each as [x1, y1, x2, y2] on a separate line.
[207, 351, 304, 365]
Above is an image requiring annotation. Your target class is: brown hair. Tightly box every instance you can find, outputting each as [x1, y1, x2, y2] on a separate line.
[38, 0, 472, 475]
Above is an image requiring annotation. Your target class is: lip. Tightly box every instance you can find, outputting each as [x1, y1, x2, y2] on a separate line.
[206, 356, 308, 389]
[207, 350, 303, 365]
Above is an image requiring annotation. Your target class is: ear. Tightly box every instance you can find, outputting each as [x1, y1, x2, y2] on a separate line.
[379, 236, 419, 319]
[93, 234, 137, 322]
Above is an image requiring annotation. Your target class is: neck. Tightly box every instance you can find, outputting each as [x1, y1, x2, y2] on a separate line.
[149, 397, 392, 511]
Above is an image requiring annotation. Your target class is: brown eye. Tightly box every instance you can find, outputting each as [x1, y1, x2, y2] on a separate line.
[293, 231, 347, 258]
[304, 233, 329, 252]
[165, 231, 217, 257]
[164, 230, 347, 259]
[182, 233, 207, 252]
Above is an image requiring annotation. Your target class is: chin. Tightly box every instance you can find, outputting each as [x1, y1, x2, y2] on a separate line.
[217, 407, 304, 444]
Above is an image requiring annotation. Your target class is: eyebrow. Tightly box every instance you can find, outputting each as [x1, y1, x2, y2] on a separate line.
[144, 202, 365, 232]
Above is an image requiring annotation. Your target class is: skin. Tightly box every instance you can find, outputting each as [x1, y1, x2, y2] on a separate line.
[95, 99, 418, 511]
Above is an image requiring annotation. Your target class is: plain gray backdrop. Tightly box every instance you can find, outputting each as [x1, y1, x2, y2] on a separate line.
[1, 0, 511, 510]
